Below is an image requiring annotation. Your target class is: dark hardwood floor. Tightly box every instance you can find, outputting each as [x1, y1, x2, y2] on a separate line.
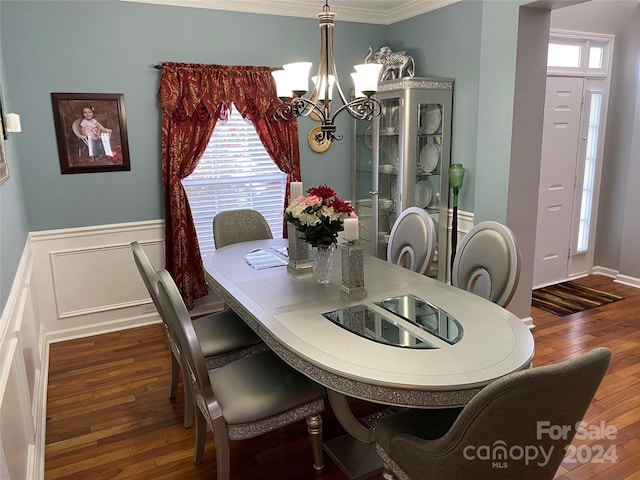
[44, 275, 640, 479]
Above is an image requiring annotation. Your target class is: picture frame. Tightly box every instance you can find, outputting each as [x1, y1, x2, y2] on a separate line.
[0, 93, 8, 184]
[0, 117, 7, 185]
[51, 93, 130, 174]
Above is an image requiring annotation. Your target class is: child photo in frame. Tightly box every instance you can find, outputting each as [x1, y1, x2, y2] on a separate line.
[51, 93, 130, 174]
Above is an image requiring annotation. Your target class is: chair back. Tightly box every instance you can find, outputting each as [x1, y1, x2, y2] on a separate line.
[156, 269, 214, 402]
[72, 118, 89, 146]
[213, 209, 273, 249]
[388, 347, 611, 480]
[387, 207, 436, 275]
[131, 241, 162, 309]
[452, 221, 520, 307]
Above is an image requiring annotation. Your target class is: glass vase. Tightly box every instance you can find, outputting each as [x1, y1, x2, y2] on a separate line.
[312, 244, 336, 284]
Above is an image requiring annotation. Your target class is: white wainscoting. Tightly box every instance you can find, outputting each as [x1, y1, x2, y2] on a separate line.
[0, 219, 223, 480]
[1, 243, 41, 480]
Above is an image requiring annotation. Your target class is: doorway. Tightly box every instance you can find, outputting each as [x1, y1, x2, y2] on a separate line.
[533, 31, 614, 288]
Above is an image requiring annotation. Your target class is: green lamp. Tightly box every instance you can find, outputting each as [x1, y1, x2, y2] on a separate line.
[449, 163, 465, 207]
[449, 163, 465, 274]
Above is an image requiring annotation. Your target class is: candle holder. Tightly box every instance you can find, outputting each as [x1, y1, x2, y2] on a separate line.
[340, 240, 367, 300]
[287, 222, 312, 273]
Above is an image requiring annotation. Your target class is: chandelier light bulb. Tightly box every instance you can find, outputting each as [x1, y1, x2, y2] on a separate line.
[283, 62, 312, 96]
[271, 69, 294, 99]
[354, 64, 382, 95]
[312, 74, 336, 100]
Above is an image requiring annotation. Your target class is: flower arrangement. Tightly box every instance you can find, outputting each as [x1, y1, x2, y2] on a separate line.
[285, 185, 356, 247]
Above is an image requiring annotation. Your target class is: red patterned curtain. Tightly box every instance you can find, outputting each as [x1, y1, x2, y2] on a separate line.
[157, 63, 301, 308]
[158, 62, 232, 309]
[230, 66, 301, 227]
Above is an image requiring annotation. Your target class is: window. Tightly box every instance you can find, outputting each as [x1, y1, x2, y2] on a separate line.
[576, 92, 603, 253]
[548, 42, 582, 68]
[588, 46, 604, 69]
[547, 31, 613, 75]
[182, 105, 287, 257]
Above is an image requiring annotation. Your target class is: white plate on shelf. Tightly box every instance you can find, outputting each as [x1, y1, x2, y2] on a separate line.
[421, 105, 442, 134]
[415, 180, 433, 208]
[419, 144, 440, 173]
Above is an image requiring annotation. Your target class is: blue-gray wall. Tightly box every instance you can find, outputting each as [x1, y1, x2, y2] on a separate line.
[0, 2, 30, 307]
[0, 0, 385, 232]
[387, 0, 483, 215]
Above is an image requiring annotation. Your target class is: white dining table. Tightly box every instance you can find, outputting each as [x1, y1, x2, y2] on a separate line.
[203, 238, 535, 479]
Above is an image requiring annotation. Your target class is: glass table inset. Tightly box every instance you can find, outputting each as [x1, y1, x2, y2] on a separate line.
[322, 294, 462, 349]
[375, 294, 462, 345]
[322, 304, 438, 349]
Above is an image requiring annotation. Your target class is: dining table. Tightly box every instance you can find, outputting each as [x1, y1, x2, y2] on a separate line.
[203, 238, 535, 479]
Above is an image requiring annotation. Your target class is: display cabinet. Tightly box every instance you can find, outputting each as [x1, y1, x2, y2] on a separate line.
[351, 77, 453, 280]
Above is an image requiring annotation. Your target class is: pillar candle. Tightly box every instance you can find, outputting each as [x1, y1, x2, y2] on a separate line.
[343, 218, 359, 241]
[290, 182, 303, 201]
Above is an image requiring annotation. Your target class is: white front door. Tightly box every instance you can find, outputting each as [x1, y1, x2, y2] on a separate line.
[533, 76, 584, 288]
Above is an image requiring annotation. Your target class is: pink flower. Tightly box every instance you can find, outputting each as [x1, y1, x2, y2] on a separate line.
[304, 195, 322, 207]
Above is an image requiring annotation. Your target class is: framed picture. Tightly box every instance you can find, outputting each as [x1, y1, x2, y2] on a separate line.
[0, 92, 8, 184]
[51, 93, 130, 174]
[0, 116, 7, 185]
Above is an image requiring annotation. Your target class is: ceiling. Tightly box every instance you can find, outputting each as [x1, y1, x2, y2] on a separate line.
[122, 0, 461, 24]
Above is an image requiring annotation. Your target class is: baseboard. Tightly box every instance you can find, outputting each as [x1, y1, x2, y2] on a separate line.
[44, 313, 162, 345]
[591, 266, 618, 278]
[591, 266, 640, 289]
[614, 274, 640, 289]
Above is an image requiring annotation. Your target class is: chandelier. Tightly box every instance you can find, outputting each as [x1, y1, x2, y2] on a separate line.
[271, 1, 383, 143]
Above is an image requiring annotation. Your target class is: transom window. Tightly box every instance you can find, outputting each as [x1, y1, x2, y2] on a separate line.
[547, 30, 613, 75]
[182, 105, 287, 257]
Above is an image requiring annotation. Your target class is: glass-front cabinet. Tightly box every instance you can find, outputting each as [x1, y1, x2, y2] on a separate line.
[351, 77, 453, 280]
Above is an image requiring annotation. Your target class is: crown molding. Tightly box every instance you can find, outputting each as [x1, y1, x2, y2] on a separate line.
[120, 0, 460, 25]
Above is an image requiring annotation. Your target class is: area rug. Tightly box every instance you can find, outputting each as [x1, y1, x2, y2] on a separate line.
[532, 281, 624, 316]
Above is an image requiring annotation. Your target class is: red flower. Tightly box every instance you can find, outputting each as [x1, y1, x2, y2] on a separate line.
[307, 184, 336, 203]
[330, 197, 354, 214]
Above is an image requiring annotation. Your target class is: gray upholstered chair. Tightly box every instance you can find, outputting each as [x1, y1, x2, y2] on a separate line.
[375, 347, 611, 480]
[130, 241, 265, 428]
[155, 269, 326, 480]
[387, 207, 436, 275]
[212, 209, 273, 249]
[451, 221, 520, 307]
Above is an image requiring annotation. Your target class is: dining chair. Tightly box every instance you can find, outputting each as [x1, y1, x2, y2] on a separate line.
[451, 221, 521, 307]
[130, 241, 265, 428]
[155, 268, 326, 479]
[374, 347, 611, 480]
[212, 209, 273, 249]
[387, 207, 436, 275]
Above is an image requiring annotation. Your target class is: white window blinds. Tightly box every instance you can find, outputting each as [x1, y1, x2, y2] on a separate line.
[182, 106, 287, 257]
